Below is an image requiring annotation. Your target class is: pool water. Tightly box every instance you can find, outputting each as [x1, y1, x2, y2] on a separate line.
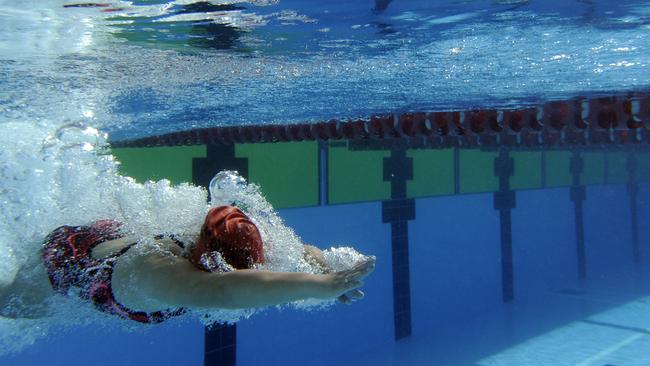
[2, 0, 650, 365]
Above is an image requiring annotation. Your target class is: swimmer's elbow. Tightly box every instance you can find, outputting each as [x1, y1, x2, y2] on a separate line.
[135, 256, 322, 309]
[170, 270, 320, 309]
[170, 273, 233, 309]
[156, 264, 236, 309]
[128, 254, 231, 309]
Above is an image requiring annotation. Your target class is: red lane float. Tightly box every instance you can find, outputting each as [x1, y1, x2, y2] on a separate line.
[112, 91, 650, 149]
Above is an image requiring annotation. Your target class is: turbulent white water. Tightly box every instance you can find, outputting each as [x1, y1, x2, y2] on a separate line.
[0, 120, 208, 353]
[0, 122, 365, 353]
[0, 1, 363, 353]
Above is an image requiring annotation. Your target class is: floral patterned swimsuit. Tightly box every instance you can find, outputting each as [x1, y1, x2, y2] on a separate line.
[42, 220, 185, 323]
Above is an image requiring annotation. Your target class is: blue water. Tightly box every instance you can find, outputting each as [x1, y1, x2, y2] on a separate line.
[2, 1, 650, 365]
[2, 1, 650, 139]
[106, 0, 650, 140]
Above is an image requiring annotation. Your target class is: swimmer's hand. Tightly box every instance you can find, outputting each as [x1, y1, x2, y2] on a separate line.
[317, 256, 375, 301]
[338, 289, 364, 305]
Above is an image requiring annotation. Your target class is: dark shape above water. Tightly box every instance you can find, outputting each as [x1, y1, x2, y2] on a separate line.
[63, 3, 111, 8]
[373, 0, 393, 13]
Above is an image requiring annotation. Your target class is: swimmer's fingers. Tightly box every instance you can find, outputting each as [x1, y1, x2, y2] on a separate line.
[325, 257, 374, 298]
[347, 289, 364, 300]
[337, 290, 364, 305]
[333, 258, 374, 292]
[343, 256, 376, 281]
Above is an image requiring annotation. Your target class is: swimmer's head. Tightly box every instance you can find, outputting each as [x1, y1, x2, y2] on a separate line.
[190, 205, 265, 271]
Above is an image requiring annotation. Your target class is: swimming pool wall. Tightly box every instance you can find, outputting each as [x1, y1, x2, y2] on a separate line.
[112, 142, 650, 207]
[2, 135, 649, 365]
[108, 136, 650, 365]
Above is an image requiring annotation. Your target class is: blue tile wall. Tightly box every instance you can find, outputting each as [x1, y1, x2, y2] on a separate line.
[584, 184, 635, 277]
[204, 324, 237, 366]
[409, 193, 502, 335]
[512, 188, 578, 293]
[637, 182, 650, 267]
[382, 147, 415, 340]
[570, 152, 587, 280]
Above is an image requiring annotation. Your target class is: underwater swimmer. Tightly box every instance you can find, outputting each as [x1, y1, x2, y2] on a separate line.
[0, 205, 375, 323]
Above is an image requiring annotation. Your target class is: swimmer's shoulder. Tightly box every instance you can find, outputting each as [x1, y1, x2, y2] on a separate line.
[91, 234, 193, 260]
[111, 238, 199, 313]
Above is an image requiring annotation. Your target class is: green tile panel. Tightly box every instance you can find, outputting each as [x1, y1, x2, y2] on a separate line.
[545, 151, 572, 188]
[459, 150, 498, 194]
[235, 142, 318, 209]
[112, 143, 650, 208]
[328, 146, 390, 204]
[511, 152, 543, 190]
[407, 149, 454, 197]
[581, 152, 606, 185]
[605, 152, 628, 185]
[111, 146, 206, 185]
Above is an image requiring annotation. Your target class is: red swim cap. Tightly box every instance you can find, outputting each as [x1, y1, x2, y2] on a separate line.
[190, 206, 265, 271]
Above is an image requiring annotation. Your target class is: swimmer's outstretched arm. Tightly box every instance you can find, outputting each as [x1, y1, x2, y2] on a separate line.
[114, 253, 375, 310]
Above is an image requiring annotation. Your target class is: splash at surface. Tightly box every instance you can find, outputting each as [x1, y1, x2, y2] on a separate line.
[4, 1, 650, 141]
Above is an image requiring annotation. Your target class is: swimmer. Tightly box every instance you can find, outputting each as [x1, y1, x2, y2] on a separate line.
[0, 205, 375, 323]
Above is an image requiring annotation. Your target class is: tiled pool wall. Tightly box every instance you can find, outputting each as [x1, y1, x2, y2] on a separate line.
[3, 140, 650, 366]
[112, 141, 650, 365]
[111, 142, 650, 205]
